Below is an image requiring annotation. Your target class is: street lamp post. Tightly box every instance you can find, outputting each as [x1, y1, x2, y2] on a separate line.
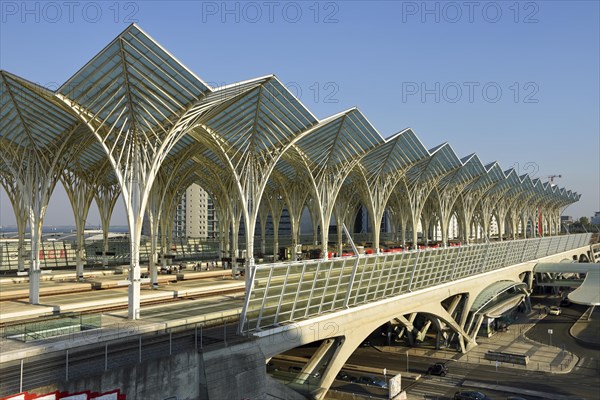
[548, 328, 553, 347]
[406, 350, 409, 372]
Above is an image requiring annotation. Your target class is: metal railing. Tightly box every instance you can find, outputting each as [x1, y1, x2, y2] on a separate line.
[241, 233, 592, 333]
[0, 317, 242, 397]
[0, 237, 220, 271]
[1, 313, 101, 342]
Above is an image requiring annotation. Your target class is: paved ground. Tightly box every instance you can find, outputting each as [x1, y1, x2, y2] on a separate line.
[378, 303, 581, 375]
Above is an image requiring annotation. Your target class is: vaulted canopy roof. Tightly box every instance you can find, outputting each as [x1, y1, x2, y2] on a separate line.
[0, 23, 580, 219]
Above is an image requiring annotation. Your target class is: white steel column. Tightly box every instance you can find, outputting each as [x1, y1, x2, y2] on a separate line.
[0, 173, 28, 272]
[278, 179, 309, 262]
[147, 206, 159, 286]
[22, 159, 60, 304]
[308, 199, 320, 247]
[62, 169, 95, 279]
[94, 183, 120, 268]
[335, 184, 360, 254]
[126, 144, 143, 320]
[230, 205, 242, 277]
[265, 190, 285, 260]
[258, 203, 268, 257]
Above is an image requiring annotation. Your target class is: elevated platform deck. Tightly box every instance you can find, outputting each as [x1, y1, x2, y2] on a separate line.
[0, 294, 245, 363]
[0, 266, 236, 299]
[0, 281, 93, 301]
[0, 268, 119, 284]
[0, 276, 245, 323]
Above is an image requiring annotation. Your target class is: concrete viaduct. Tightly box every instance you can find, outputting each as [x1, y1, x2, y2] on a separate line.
[198, 235, 596, 400]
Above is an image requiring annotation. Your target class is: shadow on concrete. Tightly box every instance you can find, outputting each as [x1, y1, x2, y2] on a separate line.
[570, 307, 600, 348]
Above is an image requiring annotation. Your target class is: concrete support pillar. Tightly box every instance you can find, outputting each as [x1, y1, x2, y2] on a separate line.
[63, 172, 95, 280]
[258, 206, 268, 257]
[320, 220, 328, 260]
[291, 217, 300, 262]
[394, 314, 418, 346]
[310, 336, 363, 400]
[470, 314, 485, 340]
[128, 236, 142, 320]
[417, 319, 432, 342]
[401, 215, 407, 248]
[294, 338, 336, 385]
[411, 214, 419, 248]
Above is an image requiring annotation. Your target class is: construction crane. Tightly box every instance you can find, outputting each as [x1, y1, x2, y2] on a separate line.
[547, 174, 562, 184]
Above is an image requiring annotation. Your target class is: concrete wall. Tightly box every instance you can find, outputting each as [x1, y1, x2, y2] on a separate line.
[28, 342, 305, 400]
[33, 350, 201, 400]
[198, 340, 306, 400]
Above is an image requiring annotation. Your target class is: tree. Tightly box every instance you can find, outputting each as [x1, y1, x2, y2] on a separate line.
[578, 217, 590, 225]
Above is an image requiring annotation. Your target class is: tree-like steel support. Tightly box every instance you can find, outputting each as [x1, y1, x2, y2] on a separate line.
[62, 167, 95, 279]
[0, 172, 28, 272]
[93, 182, 120, 268]
[430, 156, 485, 246]
[333, 185, 360, 255]
[354, 129, 428, 252]
[1, 73, 82, 305]
[276, 176, 310, 261]
[55, 30, 212, 318]
[257, 199, 269, 257]
[264, 188, 285, 260]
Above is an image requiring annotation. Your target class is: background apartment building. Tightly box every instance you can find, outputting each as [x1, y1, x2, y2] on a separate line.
[143, 183, 217, 239]
[176, 183, 217, 238]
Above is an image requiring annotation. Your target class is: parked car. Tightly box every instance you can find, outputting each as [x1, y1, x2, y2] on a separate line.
[560, 298, 571, 307]
[335, 371, 357, 382]
[356, 375, 388, 388]
[453, 391, 492, 400]
[288, 365, 302, 374]
[288, 365, 320, 378]
[549, 306, 562, 315]
[266, 361, 279, 371]
[427, 362, 448, 376]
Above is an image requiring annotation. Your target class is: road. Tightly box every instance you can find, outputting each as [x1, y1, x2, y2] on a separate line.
[275, 296, 599, 400]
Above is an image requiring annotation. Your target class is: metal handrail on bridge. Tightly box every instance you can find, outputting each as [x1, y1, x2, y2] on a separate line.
[240, 233, 592, 333]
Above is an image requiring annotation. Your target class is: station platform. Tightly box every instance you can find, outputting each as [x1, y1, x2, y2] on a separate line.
[0, 268, 118, 284]
[0, 280, 94, 301]
[0, 266, 245, 323]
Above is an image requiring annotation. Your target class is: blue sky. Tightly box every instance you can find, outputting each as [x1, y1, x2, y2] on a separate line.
[0, 0, 598, 227]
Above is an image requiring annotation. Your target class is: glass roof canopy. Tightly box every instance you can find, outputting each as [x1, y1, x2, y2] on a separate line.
[0, 23, 580, 240]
